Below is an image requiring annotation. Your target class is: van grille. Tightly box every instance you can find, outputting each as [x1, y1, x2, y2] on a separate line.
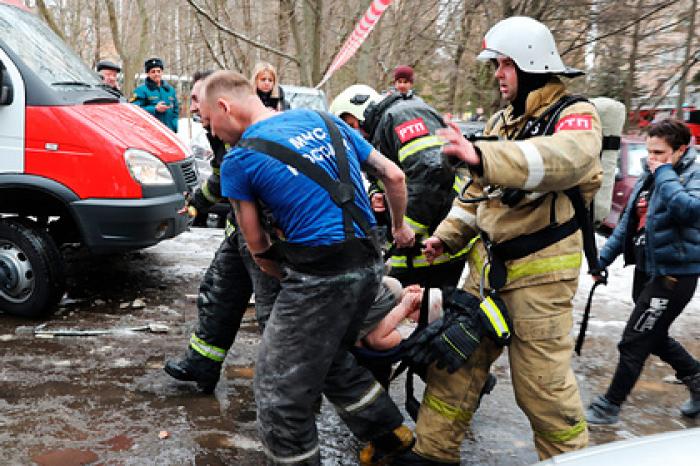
[181, 160, 199, 189]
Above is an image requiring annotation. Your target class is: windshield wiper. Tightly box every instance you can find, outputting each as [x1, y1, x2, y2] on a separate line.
[51, 81, 92, 87]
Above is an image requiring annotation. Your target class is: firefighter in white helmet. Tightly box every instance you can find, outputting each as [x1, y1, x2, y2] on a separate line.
[396, 16, 603, 464]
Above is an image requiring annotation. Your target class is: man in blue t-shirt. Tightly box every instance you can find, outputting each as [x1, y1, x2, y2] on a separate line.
[200, 70, 415, 466]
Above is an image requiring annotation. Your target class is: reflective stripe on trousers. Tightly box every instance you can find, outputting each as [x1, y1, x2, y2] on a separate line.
[189, 333, 227, 362]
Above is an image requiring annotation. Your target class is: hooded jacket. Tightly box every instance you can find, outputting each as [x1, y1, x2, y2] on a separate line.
[600, 147, 700, 276]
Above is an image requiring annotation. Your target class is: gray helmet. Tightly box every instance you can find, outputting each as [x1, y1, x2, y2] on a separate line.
[477, 16, 583, 76]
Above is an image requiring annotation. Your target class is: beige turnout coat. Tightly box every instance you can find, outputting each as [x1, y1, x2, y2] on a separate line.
[434, 78, 603, 291]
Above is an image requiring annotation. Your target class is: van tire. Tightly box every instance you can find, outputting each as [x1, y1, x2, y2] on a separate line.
[0, 218, 65, 318]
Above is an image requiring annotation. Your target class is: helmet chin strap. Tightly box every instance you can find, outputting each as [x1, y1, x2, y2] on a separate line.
[512, 66, 552, 117]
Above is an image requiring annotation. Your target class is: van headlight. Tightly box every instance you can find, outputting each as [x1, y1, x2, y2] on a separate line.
[124, 149, 174, 185]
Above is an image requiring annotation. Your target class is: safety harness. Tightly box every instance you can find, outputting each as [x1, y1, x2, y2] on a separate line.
[237, 111, 380, 274]
[473, 95, 616, 354]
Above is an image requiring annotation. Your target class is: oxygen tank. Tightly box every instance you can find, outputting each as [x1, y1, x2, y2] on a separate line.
[590, 97, 626, 226]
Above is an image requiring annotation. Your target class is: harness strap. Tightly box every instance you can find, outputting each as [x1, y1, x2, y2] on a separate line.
[237, 112, 373, 239]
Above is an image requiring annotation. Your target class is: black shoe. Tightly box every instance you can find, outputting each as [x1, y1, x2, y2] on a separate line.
[359, 425, 415, 466]
[393, 449, 458, 466]
[164, 359, 218, 394]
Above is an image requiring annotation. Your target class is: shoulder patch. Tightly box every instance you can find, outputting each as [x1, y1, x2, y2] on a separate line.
[555, 114, 593, 132]
[395, 117, 429, 143]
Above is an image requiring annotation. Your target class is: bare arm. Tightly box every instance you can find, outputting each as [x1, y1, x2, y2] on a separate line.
[363, 149, 414, 247]
[230, 199, 282, 278]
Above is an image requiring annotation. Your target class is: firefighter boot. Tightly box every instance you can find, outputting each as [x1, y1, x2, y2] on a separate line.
[680, 373, 700, 417]
[359, 425, 415, 466]
[585, 395, 620, 425]
[164, 353, 221, 394]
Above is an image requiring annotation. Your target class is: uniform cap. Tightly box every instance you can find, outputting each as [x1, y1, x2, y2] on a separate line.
[145, 57, 165, 72]
[96, 60, 121, 72]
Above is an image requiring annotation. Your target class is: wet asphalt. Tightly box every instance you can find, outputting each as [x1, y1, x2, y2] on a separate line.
[0, 228, 698, 465]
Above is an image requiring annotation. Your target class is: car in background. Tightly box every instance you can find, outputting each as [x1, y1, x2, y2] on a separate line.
[280, 85, 329, 111]
[599, 135, 647, 232]
[454, 119, 487, 140]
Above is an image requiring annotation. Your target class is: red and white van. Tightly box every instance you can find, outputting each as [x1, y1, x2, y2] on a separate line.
[0, 0, 196, 317]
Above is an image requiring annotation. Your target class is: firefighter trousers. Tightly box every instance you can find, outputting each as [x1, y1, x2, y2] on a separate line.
[185, 231, 280, 378]
[255, 261, 404, 465]
[414, 279, 588, 462]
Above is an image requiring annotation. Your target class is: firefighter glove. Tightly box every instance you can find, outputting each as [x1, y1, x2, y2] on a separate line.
[430, 313, 483, 373]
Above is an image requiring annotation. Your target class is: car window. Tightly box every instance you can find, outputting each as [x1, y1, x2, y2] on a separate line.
[627, 143, 647, 177]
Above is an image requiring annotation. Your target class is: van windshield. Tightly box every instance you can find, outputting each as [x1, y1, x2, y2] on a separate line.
[0, 4, 101, 88]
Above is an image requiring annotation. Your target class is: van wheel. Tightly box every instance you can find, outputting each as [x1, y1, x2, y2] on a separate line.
[0, 219, 65, 318]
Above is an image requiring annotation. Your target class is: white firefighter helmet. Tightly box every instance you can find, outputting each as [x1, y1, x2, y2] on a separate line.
[477, 16, 582, 76]
[330, 84, 381, 123]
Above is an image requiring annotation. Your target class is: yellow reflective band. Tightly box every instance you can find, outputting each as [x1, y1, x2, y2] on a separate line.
[404, 216, 430, 236]
[201, 182, 221, 204]
[224, 218, 237, 238]
[423, 393, 473, 423]
[535, 418, 587, 443]
[189, 334, 226, 362]
[480, 296, 510, 338]
[507, 253, 582, 282]
[212, 166, 221, 175]
[469, 243, 581, 285]
[389, 243, 471, 269]
[398, 135, 444, 162]
[453, 174, 466, 194]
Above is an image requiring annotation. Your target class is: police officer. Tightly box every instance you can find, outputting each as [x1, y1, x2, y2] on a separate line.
[330, 85, 468, 290]
[397, 16, 603, 464]
[163, 70, 280, 393]
[201, 70, 415, 466]
[131, 57, 179, 132]
[96, 59, 121, 93]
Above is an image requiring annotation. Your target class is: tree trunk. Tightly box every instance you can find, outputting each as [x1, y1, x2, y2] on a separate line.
[676, 0, 697, 116]
[35, 0, 66, 41]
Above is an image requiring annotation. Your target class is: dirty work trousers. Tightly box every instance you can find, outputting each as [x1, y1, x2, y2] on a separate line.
[255, 260, 404, 465]
[605, 270, 700, 405]
[185, 230, 280, 378]
[413, 279, 588, 462]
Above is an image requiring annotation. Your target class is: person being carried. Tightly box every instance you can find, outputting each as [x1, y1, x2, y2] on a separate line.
[200, 70, 416, 466]
[585, 118, 700, 424]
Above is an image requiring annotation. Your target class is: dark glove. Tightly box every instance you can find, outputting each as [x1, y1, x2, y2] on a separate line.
[430, 313, 483, 373]
[589, 259, 609, 285]
[185, 188, 213, 216]
[406, 290, 482, 373]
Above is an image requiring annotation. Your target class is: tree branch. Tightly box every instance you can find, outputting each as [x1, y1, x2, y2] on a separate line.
[186, 0, 300, 65]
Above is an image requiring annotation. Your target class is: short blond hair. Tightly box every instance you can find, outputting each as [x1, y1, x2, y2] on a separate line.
[251, 61, 280, 98]
[203, 70, 254, 105]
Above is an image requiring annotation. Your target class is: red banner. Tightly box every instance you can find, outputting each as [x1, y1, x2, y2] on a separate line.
[316, 0, 393, 88]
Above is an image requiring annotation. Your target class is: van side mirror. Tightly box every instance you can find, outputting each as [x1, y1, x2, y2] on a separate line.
[0, 61, 14, 106]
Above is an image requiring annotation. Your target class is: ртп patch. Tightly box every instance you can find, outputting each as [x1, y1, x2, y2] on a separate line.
[395, 117, 429, 143]
[554, 114, 592, 132]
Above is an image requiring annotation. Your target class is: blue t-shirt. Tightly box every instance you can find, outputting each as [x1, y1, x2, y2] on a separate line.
[221, 109, 376, 246]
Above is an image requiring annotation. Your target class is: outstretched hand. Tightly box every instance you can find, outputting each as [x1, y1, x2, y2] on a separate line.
[437, 121, 480, 166]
